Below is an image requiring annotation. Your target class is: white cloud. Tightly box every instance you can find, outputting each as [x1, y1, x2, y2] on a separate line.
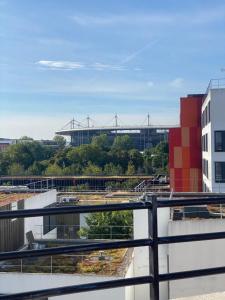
[71, 13, 173, 27]
[37, 60, 84, 70]
[169, 78, 184, 88]
[71, 7, 225, 28]
[36, 60, 125, 71]
[91, 63, 125, 71]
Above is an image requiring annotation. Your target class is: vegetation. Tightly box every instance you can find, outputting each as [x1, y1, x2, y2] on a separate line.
[79, 211, 133, 239]
[0, 134, 168, 176]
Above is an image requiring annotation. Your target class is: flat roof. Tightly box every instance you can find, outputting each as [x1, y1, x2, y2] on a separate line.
[0, 193, 36, 207]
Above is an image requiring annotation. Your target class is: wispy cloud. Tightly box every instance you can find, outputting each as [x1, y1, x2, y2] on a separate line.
[36, 60, 126, 71]
[169, 78, 184, 88]
[71, 13, 173, 27]
[37, 60, 84, 70]
[71, 7, 225, 28]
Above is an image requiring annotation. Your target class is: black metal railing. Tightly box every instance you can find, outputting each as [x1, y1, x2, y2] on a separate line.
[1, 195, 225, 299]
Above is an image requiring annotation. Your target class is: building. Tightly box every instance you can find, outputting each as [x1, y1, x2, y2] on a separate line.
[202, 79, 225, 192]
[169, 94, 204, 192]
[0, 138, 16, 152]
[0, 189, 57, 252]
[56, 117, 174, 151]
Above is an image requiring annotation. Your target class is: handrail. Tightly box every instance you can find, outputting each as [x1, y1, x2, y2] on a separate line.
[2, 195, 225, 299]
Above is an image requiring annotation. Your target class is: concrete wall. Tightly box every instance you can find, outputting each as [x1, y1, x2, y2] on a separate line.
[24, 190, 57, 241]
[0, 272, 125, 300]
[169, 219, 225, 299]
[125, 255, 135, 300]
[133, 207, 170, 300]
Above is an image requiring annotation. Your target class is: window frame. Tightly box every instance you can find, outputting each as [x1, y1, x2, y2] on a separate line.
[215, 131, 225, 152]
[215, 161, 225, 183]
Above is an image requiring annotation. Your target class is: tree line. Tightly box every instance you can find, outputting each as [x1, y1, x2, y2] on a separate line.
[0, 134, 168, 176]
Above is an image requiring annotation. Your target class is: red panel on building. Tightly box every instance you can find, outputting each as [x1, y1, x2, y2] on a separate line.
[169, 94, 204, 192]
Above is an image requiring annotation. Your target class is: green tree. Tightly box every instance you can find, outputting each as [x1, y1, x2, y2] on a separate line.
[44, 164, 63, 176]
[126, 161, 135, 175]
[83, 162, 102, 176]
[111, 135, 133, 151]
[79, 211, 133, 239]
[104, 163, 123, 175]
[53, 135, 67, 149]
[128, 149, 143, 171]
[91, 134, 111, 151]
[8, 163, 25, 176]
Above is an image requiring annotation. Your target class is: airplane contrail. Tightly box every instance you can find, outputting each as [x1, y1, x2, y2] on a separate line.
[120, 39, 159, 65]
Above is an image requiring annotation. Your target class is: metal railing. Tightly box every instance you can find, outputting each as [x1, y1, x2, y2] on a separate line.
[2, 195, 225, 299]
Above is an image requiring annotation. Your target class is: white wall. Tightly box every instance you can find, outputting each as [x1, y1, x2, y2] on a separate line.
[0, 272, 125, 300]
[169, 219, 225, 299]
[24, 190, 57, 241]
[133, 206, 170, 300]
[125, 256, 135, 300]
[202, 88, 225, 192]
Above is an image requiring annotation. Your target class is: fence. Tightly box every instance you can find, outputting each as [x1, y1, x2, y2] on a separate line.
[2, 195, 225, 299]
[35, 224, 134, 240]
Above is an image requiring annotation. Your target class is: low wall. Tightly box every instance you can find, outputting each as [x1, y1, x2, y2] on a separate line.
[0, 272, 125, 300]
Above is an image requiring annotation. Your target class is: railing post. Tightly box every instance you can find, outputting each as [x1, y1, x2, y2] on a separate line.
[147, 194, 159, 300]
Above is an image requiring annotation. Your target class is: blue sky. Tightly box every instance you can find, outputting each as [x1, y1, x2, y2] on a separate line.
[1, 0, 225, 138]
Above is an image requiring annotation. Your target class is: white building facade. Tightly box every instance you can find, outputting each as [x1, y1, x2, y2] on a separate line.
[202, 80, 225, 192]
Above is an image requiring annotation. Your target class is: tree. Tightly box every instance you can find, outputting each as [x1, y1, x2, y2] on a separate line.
[83, 162, 102, 176]
[8, 163, 25, 176]
[104, 163, 123, 175]
[79, 211, 133, 239]
[128, 149, 143, 171]
[126, 161, 135, 175]
[91, 134, 111, 151]
[53, 135, 66, 149]
[111, 135, 133, 151]
[26, 161, 45, 175]
[143, 141, 169, 174]
[44, 164, 63, 176]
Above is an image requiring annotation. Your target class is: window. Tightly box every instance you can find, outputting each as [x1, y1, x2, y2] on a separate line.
[203, 159, 208, 178]
[208, 101, 211, 122]
[215, 131, 225, 152]
[43, 204, 56, 235]
[43, 215, 56, 235]
[215, 162, 225, 183]
[202, 134, 208, 152]
[202, 102, 211, 128]
[205, 106, 208, 124]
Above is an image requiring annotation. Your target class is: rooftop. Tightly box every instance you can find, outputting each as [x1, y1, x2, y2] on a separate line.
[0, 192, 36, 207]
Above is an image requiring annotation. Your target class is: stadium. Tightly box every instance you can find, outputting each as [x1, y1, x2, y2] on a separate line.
[56, 115, 176, 151]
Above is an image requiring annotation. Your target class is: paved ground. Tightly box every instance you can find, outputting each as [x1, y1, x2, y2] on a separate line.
[175, 292, 225, 299]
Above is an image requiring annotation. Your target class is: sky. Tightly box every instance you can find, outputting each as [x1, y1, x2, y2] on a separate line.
[1, 0, 225, 139]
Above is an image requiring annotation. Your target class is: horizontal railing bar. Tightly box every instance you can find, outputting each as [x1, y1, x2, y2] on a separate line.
[0, 275, 153, 300]
[0, 202, 151, 219]
[157, 197, 225, 207]
[0, 239, 152, 261]
[158, 231, 225, 244]
[159, 265, 225, 281]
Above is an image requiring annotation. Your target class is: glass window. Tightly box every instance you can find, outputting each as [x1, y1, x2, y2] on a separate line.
[203, 159, 208, 178]
[208, 101, 211, 123]
[215, 131, 225, 152]
[215, 162, 225, 183]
